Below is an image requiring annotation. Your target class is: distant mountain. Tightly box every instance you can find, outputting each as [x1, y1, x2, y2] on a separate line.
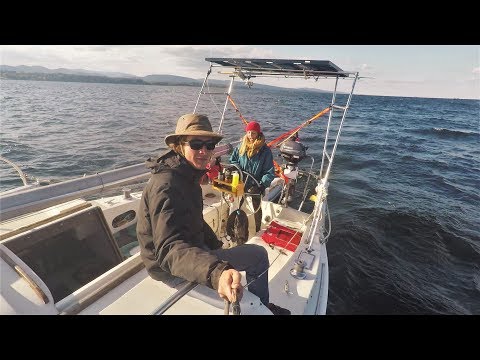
[0, 65, 208, 86]
[142, 74, 201, 85]
[0, 64, 335, 93]
[0, 65, 138, 79]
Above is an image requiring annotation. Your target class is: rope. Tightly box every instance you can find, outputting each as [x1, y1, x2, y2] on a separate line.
[267, 106, 331, 148]
[227, 95, 248, 126]
[228, 95, 330, 150]
[0, 155, 29, 186]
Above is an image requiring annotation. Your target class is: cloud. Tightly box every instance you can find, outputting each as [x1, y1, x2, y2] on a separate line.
[158, 45, 274, 71]
[359, 63, 370, 71]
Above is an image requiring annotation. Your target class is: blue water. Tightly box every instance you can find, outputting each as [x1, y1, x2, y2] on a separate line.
[1, 80, 479, 314]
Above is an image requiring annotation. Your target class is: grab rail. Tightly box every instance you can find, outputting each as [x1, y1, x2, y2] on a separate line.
[152, 281, 198, 315]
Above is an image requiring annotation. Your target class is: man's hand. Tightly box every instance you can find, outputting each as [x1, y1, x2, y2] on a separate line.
[218, 268, 244, 303]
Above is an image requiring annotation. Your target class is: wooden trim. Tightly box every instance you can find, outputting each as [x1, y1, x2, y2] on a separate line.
[0, 249, 49, 304]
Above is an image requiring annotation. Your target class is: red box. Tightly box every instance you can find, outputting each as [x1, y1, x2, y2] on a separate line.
[261, 221, 303, 252]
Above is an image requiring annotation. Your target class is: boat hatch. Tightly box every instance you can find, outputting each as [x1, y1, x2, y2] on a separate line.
[261, 220, 303, 252]
[2, 206, 123, 303]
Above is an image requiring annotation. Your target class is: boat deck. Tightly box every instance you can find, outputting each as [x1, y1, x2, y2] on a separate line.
[1, 182, 328, 315]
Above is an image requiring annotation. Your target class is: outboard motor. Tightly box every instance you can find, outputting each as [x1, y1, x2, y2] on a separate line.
[279, 139, 307, 166]
[279, 139, 307, 180]
[278, 139, 308, 205]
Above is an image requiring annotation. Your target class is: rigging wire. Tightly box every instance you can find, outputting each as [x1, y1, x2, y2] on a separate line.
[205, 79, 225, 118]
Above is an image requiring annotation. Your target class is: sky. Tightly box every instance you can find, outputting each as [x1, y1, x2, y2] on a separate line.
[1, 45, 479, 100]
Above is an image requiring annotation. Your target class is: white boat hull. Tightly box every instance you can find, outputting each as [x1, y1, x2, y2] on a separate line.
[0, 181, 329, 315]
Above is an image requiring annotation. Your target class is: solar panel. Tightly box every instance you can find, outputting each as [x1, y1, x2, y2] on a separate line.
[205, 58, 349, 78]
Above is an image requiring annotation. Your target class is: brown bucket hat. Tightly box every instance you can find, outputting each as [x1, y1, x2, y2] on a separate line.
[164, 113, 224, 147]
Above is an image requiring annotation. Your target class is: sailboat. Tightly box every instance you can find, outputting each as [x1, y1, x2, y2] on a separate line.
[0, 58, 359, 315]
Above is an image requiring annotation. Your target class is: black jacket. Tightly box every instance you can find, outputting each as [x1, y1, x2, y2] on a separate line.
[136, 150, 229, 290]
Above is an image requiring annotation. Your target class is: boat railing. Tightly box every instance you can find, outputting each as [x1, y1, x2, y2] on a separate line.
[304, 179, 329, 251]
[319, 72, 359, 181]
[0, 163, 150, 222]
[0, 144, 234, 222]
[297, 155, 316, 211]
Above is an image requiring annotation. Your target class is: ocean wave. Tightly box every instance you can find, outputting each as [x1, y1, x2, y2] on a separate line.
[412, 127, 480, 139]
[327, 208, 480, 314]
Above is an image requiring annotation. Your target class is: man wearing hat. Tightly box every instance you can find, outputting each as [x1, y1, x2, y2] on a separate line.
[136, 113, 290, 315]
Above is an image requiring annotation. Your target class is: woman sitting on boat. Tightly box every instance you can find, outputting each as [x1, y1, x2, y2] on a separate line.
[229, 121, 275, 232]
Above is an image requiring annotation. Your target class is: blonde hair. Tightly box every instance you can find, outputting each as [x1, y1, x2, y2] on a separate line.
[239, 132, 265, 158]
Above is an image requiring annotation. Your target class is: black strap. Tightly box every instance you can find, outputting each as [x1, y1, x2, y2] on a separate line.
[238, 196, 245, 210]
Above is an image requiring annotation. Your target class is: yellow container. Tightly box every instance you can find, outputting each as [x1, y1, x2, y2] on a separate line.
[231, 171, 240, 192]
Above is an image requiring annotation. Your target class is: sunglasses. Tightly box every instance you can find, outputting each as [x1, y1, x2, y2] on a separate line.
[183, 139, 217, 151]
